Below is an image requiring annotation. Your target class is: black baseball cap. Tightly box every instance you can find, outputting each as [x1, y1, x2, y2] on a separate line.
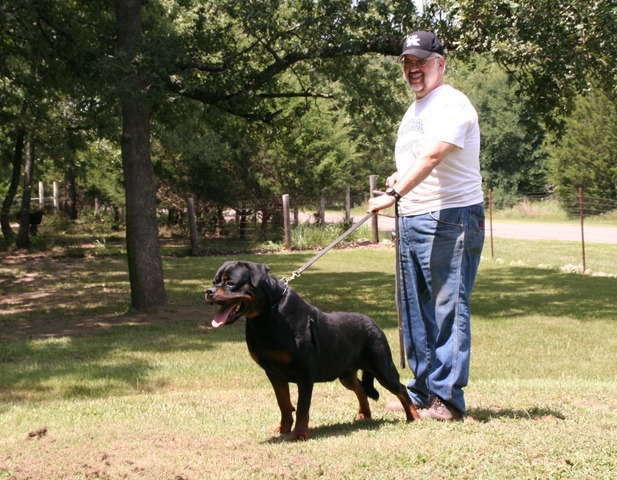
[399, 31, 444, 60]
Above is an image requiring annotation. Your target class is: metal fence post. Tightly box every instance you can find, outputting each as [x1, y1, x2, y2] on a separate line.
[370, 175, 378, 243]
[488, 188, 494, 259]
[579, 187, 586, 272]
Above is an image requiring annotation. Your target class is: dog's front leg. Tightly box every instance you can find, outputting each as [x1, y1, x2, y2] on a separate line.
[267, 376, 295, 434]
[292, 381, 314, 441]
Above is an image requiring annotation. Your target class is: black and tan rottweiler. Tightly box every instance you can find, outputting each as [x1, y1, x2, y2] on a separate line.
[205, 260, 420, 440]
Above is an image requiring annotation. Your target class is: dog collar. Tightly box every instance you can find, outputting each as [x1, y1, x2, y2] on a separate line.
[271, 285, 288, 310]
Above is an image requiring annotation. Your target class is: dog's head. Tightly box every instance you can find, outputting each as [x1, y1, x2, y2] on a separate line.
[205, 261, 273, 328]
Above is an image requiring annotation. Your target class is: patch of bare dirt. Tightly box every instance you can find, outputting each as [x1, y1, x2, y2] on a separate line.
[1, 249, 220, 339]
[1, 240, 389, 340]
[2, 307, 218, 340]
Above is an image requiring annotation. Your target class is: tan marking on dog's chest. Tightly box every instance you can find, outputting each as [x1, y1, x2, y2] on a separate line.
[250, 349, 293, 365]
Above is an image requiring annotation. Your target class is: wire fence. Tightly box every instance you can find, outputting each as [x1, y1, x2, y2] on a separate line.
[23, 181, 616, 276]
[188, 186, 615, 275]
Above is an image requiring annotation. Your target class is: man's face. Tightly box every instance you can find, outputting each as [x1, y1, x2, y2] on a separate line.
[400, 55, 444, 99]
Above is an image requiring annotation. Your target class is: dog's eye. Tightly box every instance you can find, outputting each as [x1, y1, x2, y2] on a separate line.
[225, 281, 235, 287]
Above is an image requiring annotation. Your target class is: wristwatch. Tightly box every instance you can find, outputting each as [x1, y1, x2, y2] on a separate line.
[385, 187, 401, 202]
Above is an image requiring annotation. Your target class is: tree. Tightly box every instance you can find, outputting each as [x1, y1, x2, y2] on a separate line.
[435, 0, 617, 130]
[15, 133, 35, 248]
[110, 0, 416, 310]
[0, 0, 113, 242]
[0, 130, 24, 240]
[117, 0, 167, 310]
[4, 0, 616, 311]
[448, 57, 549, 206]
[547, 87, 617, 214]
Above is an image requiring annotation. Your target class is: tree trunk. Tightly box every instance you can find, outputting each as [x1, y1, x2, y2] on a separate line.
[1, 130, 25, 240]
[16, 133, 35, 249]
[117, 0, 167, 310]
[62, 169, 78, 220]
[186, 197, 200, 256]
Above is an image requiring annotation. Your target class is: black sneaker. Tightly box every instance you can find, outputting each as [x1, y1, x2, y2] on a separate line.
[418, 397, 463, 421]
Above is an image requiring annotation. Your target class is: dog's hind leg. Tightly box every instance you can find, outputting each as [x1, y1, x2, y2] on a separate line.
[371, 369, 421, 422]
[339, 372, 372, 421]
[267, 376, 295, 434]
[365, 341, 421, 422]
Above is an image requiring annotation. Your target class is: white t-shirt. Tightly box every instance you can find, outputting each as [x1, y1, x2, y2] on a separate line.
[395, 84, 483, 216]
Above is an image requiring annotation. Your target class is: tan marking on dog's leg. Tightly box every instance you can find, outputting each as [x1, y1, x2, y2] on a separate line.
[397, 392, 421, 421]
[269, 379, 295, 434]
[340, 373, 372, 421]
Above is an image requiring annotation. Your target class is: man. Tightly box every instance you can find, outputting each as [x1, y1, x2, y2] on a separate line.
[368, 31, 485, 421]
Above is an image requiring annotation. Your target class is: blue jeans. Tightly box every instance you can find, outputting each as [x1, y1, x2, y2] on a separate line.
[397, 203, 485, 414]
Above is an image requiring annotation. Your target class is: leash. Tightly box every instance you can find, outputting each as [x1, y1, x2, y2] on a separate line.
[281, 212, 377, 285]
[393, 202, 406, 369]
[281, 202, 406, 369]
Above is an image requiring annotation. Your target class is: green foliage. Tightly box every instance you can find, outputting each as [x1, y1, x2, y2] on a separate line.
[449, 57, 550, 206]
[438, 0, 617, 130]
[326, 55, 411, 193]
[4, 1, 616, 212]
[547, 87, 617, 214]
[79, 139, 125, 208]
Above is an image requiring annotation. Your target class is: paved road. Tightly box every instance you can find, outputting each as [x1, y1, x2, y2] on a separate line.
[366, 215, 617, 244]
[485, 221, 616, 243]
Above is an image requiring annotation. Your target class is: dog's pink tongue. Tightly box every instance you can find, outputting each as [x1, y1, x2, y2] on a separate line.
[212, 303, 237, 328]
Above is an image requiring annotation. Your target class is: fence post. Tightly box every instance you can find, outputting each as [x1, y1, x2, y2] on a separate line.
[345, 187, 351, 222]
[53, 181, 59, 210]
[579, 187, 586, 272]
[38, 181, 44, 208]
[282, 194, 291, 250]
[370, 175, 379, 243]
[187, 196, 200, 256]
[319, 196, 326, 226]
[488, 188, 494, 259]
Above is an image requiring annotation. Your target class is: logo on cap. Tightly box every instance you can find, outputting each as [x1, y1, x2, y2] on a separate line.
[406, 35, 422, 48]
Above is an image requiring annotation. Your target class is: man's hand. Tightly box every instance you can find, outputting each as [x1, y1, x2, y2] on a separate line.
[368, 194, 396, 213]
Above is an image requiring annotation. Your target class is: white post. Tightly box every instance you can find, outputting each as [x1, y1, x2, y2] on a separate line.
[282, 194, 291, 250]
[38, 181, 44, 208]
[53, 181, 59, 209]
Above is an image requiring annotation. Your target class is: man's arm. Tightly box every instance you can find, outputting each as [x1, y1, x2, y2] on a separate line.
[368, 140, 456, 212]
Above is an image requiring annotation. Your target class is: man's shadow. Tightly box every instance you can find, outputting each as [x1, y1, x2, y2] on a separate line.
[467, 406, 566, 423]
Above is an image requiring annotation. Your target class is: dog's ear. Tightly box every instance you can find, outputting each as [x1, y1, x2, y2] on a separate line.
[243, 262, 271, 287]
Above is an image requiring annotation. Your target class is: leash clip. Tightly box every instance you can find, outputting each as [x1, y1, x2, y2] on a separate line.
[282, 270, 300, 285]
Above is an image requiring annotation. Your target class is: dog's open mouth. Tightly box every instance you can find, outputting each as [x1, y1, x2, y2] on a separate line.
[211, 301, 247, 328]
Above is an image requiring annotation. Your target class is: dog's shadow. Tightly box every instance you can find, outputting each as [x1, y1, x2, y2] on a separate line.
[263, 418, 396, 443]
[262, 406, 566, 442]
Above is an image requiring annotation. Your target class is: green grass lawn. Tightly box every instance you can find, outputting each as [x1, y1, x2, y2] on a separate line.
[1, 246, 616, 479]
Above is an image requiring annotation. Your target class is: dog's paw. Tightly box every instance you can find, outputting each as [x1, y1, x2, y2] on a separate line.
[277, 419, 293, 434]
[291, 430, 309, 441]
[355, 412, 371, 421]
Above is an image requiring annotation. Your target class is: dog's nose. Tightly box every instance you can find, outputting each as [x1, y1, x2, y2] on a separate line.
[205, 287, 216, 302]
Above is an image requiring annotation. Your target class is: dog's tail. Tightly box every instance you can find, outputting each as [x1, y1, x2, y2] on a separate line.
[361, 371, 380, 400]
